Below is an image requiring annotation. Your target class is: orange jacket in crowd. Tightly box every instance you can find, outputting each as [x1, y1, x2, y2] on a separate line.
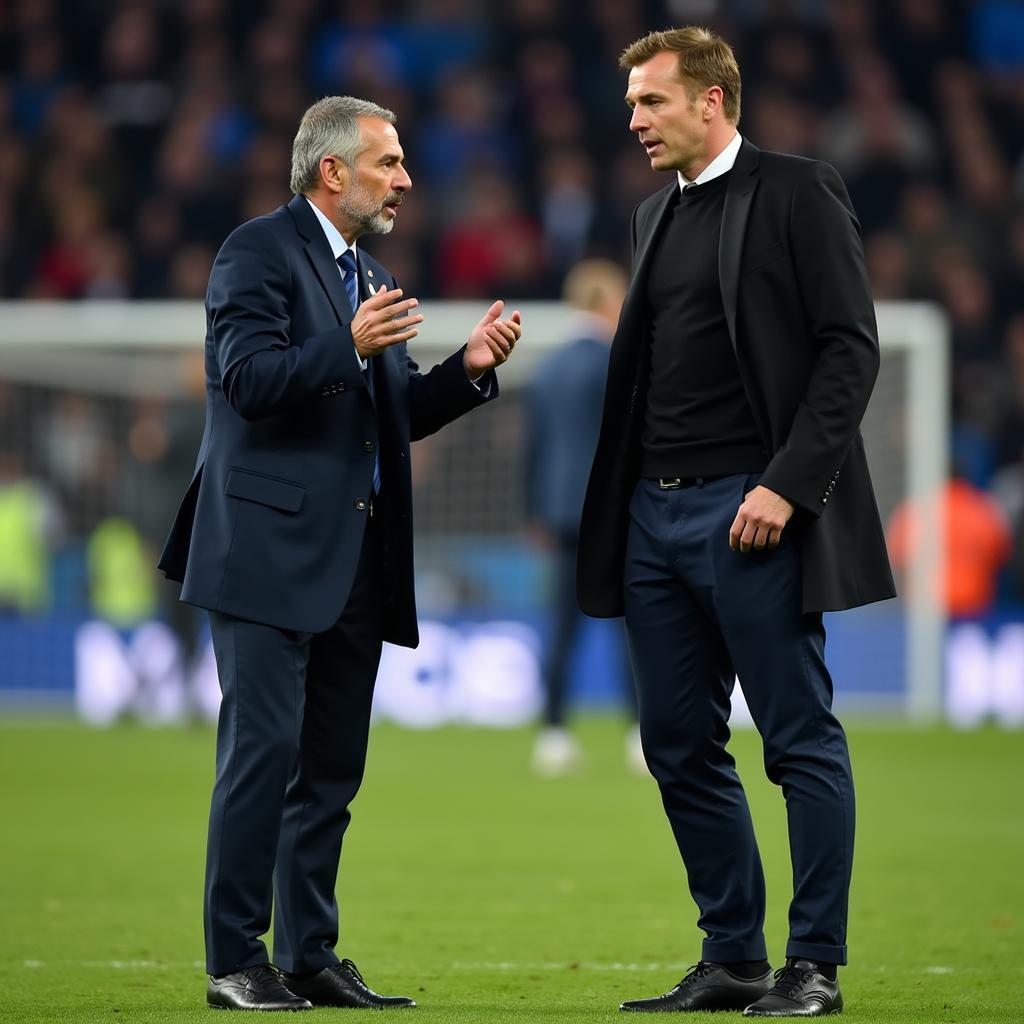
[887, 478, 1011, 617]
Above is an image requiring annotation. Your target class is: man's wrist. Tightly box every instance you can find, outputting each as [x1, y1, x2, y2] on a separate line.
[463, 353, 485, 383]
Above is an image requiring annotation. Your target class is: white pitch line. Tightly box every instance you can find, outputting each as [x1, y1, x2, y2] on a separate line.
[23, 959, 205, 970]
[451, 962, 684, 972]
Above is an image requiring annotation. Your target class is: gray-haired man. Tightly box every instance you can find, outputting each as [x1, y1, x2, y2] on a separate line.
[159, 96, 521, 1011]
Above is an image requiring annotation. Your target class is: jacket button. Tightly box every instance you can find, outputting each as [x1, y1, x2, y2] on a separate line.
[354, 499, 368, 511]
[363, 441, 374, 452]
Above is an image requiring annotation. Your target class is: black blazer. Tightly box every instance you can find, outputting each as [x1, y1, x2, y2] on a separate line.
[577, 140, 896, 616]
[158, 194, 495, 646]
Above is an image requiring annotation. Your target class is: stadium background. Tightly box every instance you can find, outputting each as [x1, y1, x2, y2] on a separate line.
[0, 2, 1022, 1021]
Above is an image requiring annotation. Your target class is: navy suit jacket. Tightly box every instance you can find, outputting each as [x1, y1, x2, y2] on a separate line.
[158, 195, 496, 646]
[525, 334, 610, 535]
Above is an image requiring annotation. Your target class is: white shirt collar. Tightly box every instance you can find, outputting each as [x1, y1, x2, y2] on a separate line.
[677, 131, 743, 192]
[305, 196, 356, 261]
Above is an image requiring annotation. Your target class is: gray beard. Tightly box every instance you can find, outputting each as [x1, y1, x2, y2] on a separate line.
[338, 182, 394, 236]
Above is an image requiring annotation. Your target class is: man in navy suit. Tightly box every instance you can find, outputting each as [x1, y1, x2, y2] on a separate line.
[159, 96, 521, 1012]
[524, 260, 641, 775]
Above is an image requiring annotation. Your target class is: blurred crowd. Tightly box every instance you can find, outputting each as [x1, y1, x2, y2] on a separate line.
[2, 0, 1024, 618]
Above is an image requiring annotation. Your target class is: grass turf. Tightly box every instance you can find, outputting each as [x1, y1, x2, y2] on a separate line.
[0, 718, 1021, 1023]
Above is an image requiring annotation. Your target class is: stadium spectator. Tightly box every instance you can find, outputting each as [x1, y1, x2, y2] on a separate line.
[436, 168, 544, 296]
[0, 449, 62, 614]
[887, 471, 1012, 617]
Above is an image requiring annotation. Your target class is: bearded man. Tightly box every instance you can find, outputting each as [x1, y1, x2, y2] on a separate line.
[159, 95, 521, 1011]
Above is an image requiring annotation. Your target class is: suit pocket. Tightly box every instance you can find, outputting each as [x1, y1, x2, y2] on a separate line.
[742, 241, 784, 274]
[224, 468, 305, 513]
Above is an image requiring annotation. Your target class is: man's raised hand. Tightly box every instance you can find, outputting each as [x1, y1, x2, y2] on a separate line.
[351, 285, 424, 360]
[464, 300, 522, 378]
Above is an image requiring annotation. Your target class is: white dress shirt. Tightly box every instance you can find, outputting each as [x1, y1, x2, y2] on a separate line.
[305, 197, 368, 369]
[677, 131, 743, 191]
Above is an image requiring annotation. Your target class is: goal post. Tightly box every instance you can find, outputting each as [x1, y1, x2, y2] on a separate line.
[874, 304, 949, 723]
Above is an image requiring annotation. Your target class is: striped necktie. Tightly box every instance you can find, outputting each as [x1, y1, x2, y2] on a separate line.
[336, 249, 360, 316]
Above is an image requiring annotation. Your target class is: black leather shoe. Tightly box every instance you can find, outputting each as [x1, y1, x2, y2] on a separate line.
[743, 959, 842, 1017]
[207, 964, 313, 1011]
[282, 959, 416, 1009]
[621, 961, 773, 1012]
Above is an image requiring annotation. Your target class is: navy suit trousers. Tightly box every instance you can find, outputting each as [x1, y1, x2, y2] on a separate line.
[204, 519, 382, 976]
[624, 475, 855, 965]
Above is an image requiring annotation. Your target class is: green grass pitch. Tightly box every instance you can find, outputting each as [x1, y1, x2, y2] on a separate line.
[0, 717, 1021, 1022]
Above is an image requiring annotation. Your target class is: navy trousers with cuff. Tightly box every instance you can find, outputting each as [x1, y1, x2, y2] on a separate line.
[623, 475, 855, 966]
[203, 519, 382, 977]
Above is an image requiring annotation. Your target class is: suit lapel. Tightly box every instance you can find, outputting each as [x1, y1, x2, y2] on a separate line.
[719, 139, 760, 354]
[287, 194, 352, 325]
[616, 183, 678, 338]
[356, 250, 400, 418]
[360, 258, 379, 301]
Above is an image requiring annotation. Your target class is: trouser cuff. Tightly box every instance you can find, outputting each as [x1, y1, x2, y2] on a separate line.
[207, 952, 270, 977]
[702, 937, 768, 963]
[273, 954, 339, 975]
[786, 940, 847, 966]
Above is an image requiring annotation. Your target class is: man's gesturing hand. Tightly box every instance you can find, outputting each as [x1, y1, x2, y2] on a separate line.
[464, 300, 522, 378]
[351, 285, 424, 361]
[729, 485, 795, 553]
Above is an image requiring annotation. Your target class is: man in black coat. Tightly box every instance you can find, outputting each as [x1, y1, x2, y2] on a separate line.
[576, 29, 895, 1017]
[159, 95, 521, 1011]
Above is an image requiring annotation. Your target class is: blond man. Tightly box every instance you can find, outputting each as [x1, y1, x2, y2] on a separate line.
[578, 28, 894, 1017]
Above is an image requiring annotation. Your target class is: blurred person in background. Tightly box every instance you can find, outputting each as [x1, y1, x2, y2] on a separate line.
[577, 27, 894, 1016]
[0, 448, 62, 614]
[887, 463, 1011, 618]
[524, 259, 641, 776]
[158, 95, 520, 1012]
[122, 353, 207, 694]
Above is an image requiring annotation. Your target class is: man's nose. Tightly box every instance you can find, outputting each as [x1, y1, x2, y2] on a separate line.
[629, 107, 647, 133]
[394, 166, 412, 192]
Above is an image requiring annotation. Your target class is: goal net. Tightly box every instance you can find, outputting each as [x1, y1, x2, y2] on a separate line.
[0, 300, 947, 724]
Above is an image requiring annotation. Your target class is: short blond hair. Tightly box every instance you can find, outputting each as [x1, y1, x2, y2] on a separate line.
[620, 26, 741, 123]
[562, 259, 628, 312]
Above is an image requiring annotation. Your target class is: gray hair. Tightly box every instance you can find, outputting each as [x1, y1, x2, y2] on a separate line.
[289, 96, 397, 195]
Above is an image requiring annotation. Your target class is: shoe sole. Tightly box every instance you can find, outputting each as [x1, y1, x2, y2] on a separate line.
[743, 1010, 842, 1018]
[207, 1003, 312, 1011]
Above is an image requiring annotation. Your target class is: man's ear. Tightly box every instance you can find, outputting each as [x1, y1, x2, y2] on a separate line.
[704, 86, 724, 121]
[319, 155, 349, 195]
